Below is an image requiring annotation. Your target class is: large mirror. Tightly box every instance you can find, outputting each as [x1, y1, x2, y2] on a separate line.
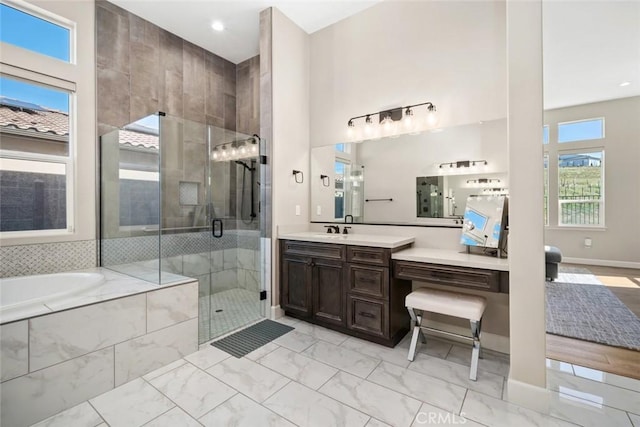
[310, 118, 508, 225]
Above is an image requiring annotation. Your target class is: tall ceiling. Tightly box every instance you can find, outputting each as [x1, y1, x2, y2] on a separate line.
[108, 0, 382, 64]
[109, 0, 639, 109]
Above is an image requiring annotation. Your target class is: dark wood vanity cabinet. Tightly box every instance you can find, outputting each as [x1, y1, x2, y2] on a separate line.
[280, 240, 412, 347]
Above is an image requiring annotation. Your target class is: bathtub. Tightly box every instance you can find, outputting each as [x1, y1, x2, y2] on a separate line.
[0, 272, 105, 319]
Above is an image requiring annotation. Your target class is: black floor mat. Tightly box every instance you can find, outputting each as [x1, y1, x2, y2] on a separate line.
[210, 319, 294, 358]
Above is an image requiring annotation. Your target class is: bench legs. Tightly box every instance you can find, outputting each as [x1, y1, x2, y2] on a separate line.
[407, 307, 427, 362]
[406, 307, 484, 381]
[470, 319, 483, 381]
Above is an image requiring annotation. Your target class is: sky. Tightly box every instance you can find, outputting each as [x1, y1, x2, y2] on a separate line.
[0, 4, 70, 112]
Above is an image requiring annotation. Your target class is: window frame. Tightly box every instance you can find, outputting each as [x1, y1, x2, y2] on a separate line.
[0, 0, 78, 238]
[556, 147, 605, 228]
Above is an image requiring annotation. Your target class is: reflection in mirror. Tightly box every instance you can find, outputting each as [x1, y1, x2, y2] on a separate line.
[311, 119, 508, 225]
[460, 195, 508, 249]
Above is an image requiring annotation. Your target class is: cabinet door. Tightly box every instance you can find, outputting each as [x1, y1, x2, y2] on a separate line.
[312, 258, 345, 326]
[281, 255, 312, 318]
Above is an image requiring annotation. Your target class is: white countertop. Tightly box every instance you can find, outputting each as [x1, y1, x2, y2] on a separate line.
[278, 232, 415, 249]
[392, 247, 509, 271]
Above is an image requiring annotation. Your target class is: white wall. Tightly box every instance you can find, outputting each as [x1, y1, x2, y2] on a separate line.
[0, 0, 96, 246]
[544, 96, 640, 266]
[309, 0, 507, 147]
[270, 8, 311, 301]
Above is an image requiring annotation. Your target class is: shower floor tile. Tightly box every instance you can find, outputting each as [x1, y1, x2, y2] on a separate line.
[198, 288, 263, 343]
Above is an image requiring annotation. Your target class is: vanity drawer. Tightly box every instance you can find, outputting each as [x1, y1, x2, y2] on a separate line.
[393, 261, 500, 292]
[347, 246, 390, 266]
[281, 240, 345, 260]
[347, 295, 388, 338]
[347, 264, 388, 299]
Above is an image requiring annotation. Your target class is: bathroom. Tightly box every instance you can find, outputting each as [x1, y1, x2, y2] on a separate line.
[1, 1, 639, 426]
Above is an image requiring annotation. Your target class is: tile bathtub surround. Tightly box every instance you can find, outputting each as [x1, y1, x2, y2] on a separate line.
[0, 320, 28, 382]
[29, 316, 640, 427]
[0, 239, 97, 278]
[0, 279, 198, 426]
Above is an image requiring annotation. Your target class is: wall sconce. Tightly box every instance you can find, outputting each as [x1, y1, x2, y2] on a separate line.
[292, 170, 304, 184]
[211, 135, 259, 162]
[320, 174, 330, 187]
[346, 101, 438, 141]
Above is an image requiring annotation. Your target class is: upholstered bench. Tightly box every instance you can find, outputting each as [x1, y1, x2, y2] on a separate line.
[545, 245, 562, 281]
[405, 288, 487, 380]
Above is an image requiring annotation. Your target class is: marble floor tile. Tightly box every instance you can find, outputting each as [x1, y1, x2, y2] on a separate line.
[292, 322, 350, 345]
[407, 353, 504, 398]
[572, 365, 640, 393]
[319, 371, 422, 427]
[273, 330, 318, 352]
[207, 357, 290, 402]
[259, 347, 339, 390]
[31, 402, 103, 427]
[148, 363, 236, 418]
[628, 412, 640, 427]
[302, 341, 380, 378]
[546, 359, 575, 375]
[244, 342, 280, 361]
[340, 336, 411, 368]
[273, 316, 301, 327]
[90, 378, 175, 427]
[548, 370, 640, 413]
[412, 402, 485, 427]
[461, 390, 577, 427]
[143, 407, 201, 427]
[366, 419, 392, 427]
[548, 391, 634, 427]
[142, 359, 188, 382]
[264, 381, 370, 427]
[199, 393, 295, 427]
[396, 333, 453, 360]
[445, 344, 511, 377]
[367, 362, 467, 414]
[183, 345, 230, 370]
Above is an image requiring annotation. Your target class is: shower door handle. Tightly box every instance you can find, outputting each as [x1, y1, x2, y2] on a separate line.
[212, 219, 223, 238]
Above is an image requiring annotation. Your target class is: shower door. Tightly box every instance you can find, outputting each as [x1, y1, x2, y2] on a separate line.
[201, 125, 265, 342]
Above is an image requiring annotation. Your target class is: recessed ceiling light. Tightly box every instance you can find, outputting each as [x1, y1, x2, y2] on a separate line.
[211, 21, 224, 32]
[619, 81, 631, 87]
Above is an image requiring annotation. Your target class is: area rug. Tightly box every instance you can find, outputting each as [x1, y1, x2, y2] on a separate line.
[546, 278, 640, 351]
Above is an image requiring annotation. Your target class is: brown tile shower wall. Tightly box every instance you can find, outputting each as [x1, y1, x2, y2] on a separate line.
[96, 0, 238, 135]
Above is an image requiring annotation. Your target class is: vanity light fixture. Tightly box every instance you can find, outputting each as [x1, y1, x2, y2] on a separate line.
[211, 135, 259, 162]
[467, 178, 501, 185]
[346, 101, 438, 140]
[439, 160, 487, 169]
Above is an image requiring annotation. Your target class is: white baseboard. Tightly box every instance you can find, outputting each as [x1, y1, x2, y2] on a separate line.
[270, 305, 284, 320]
[563, 257, 640, 269]
[422, 319, 510, 354]
[506, 378, 550, 412]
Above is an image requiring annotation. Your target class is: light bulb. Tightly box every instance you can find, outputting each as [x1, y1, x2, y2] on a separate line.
[426, 106, 439, 128]
[251, 144, 258, 154]
[364, 115, 373, 136]
[403, 108, 414, 131]
[222, 149, 228, 158]
[240, 146, 247, 155]
[381, 115, 394, 137]
[212, 150, 219, 160]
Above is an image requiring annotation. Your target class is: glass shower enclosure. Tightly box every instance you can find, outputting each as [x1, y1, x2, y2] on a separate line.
[100, 113, 265, 343]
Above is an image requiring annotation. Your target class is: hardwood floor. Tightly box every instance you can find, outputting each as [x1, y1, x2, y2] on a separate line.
[546, 263, 640, 379]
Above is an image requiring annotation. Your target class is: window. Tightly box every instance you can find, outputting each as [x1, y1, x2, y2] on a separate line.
[558, 150, 604, 226]
[0, 2, 77, 236]
[0, 3, 71, 62]
[334, 160, 346, 219]
[543, 154, 549, 226]
[558, 118, 604, 143]
[543, 125, 549, 145]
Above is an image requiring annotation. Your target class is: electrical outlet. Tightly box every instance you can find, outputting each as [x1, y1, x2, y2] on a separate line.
[295, 205, 301, 216]
[584, 237, 592, 248]
[316, 205, 322, 216]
